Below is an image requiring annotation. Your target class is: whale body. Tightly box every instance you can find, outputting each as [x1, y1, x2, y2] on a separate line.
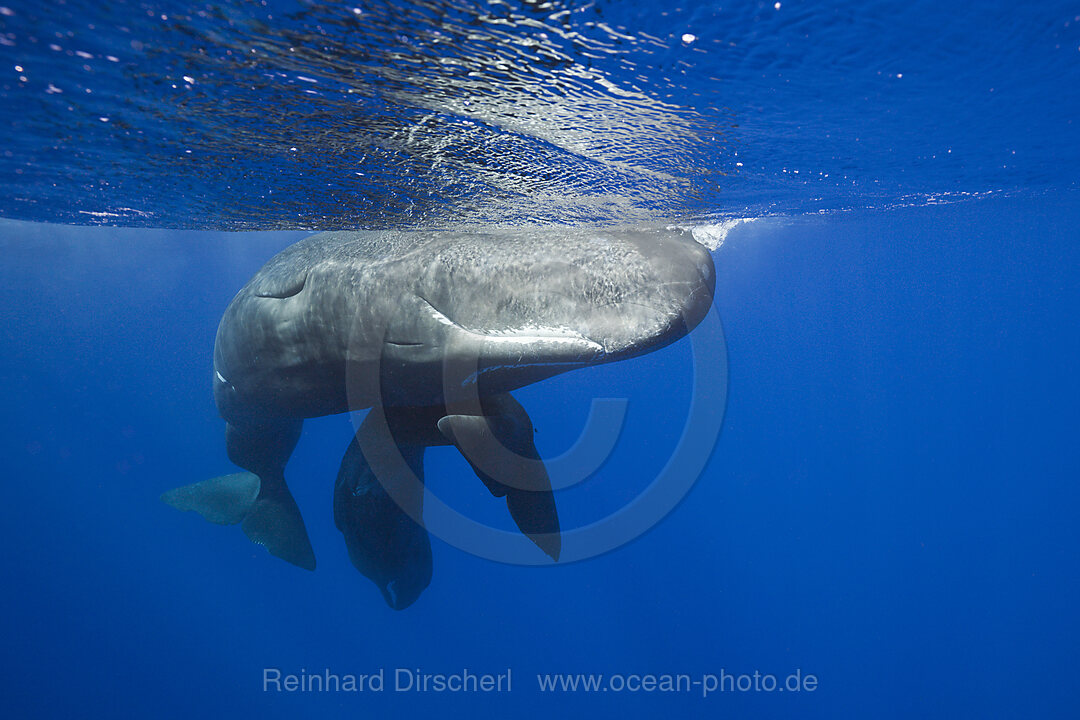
[163, 227, 715, 609]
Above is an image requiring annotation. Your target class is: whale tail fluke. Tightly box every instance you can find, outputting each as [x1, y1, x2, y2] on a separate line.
[161, 471, 317, 571]
[161, 472, 260, 525]
[239, 481, 317, 571]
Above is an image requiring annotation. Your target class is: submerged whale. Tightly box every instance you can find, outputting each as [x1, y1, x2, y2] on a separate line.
[163, 227, 715, 609]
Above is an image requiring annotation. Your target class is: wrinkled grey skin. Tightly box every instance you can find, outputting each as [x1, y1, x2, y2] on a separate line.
[166, 227, 715, 610]
[214, 228, 715, 418]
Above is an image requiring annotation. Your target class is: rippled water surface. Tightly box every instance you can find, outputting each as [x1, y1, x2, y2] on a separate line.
[1, 0, 1077, 228]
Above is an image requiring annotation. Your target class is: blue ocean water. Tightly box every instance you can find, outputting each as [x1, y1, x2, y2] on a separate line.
[1, 1, 1078, 718]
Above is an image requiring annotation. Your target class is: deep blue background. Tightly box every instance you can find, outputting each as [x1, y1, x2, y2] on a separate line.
[2, 0, 1079, 717]
[2, 191, 1078, 718]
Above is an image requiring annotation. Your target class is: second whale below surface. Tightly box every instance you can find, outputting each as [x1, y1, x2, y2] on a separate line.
[163, 226, 717, 609]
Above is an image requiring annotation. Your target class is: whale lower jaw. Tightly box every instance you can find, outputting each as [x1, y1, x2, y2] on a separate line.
[417, 295, 608, 381]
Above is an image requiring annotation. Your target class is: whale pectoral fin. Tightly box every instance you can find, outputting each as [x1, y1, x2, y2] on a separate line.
[334, 418, 432, 610]
[160, 472, 261, 525]
[437, 398, 561, 561]
[240, 474, 317, 571]
[504, 481, 561, 561]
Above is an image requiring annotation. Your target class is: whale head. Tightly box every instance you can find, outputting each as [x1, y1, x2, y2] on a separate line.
[375, 227, 716, 401]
